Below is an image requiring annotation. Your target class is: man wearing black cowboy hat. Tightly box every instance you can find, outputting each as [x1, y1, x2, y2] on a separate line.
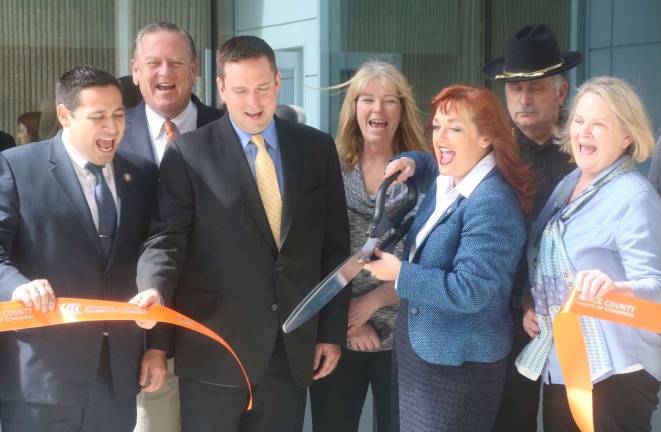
[484, 24, 582, 432]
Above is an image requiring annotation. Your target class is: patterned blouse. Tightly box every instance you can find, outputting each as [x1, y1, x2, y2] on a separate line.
[343, 162, 421, 351]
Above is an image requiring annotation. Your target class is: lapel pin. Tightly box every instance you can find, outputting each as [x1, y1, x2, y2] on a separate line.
[123, 173, 133, 183]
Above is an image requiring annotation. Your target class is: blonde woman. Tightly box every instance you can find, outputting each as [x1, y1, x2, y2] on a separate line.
[310, 61, 426, 432]
[519, 76, 661, 431]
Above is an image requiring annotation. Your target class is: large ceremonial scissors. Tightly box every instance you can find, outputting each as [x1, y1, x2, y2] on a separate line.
[282, 172, 418, 333]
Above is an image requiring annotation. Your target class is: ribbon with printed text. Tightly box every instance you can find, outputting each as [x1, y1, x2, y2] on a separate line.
[0, 298, 253, 410]
[554, 290, 660, 432]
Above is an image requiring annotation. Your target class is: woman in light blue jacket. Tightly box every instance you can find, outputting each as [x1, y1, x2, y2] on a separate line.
[517, 76, 661, 431]
[367, 84, 534, 432]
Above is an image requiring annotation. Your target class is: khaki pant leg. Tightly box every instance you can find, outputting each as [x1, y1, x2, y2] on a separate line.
[134, 358, 181, 432]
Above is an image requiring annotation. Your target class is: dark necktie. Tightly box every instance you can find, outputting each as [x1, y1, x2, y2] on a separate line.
[86, 162, 117, 258]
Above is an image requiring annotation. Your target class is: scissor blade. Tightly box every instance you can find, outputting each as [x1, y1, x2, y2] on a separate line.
[282, 238, 378, 333]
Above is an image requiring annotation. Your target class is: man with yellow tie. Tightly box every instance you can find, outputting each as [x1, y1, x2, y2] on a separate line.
[132, 36, 350, 432]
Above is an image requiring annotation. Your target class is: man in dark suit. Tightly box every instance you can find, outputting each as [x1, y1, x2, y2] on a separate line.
[132, 36, 350, 431]
[123, 22, 225, 432]
[0, 66, 158, 432]
[482, 25, 581, 432]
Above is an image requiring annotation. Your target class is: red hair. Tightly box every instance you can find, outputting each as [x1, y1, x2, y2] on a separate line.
[431, 84, 535, 214]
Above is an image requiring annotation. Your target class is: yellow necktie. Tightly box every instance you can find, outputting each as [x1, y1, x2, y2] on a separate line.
[252, 134, 282, 247]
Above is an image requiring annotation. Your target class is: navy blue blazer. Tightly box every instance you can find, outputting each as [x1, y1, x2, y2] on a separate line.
[397, 152, 526, 365]
[0, 135, 158, 405]
[121, 94, 225, 162]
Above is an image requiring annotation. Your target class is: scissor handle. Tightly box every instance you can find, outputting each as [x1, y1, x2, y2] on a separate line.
[378, 215, 415, 253]
[370, 172, 418, 238]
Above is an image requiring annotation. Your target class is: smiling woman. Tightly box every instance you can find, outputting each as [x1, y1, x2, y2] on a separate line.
[366, 84, 534, 432]
[520, 76, 661, 431]
[310, 61, 426, 432]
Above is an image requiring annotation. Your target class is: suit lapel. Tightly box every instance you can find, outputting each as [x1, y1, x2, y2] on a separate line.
[218, 117, 278, 253]
[275, 119, 301, 247]
[193, 95, 213, 128]
[406, 182, 464, 262]
[124, 102, 156, 161]
[48, 136, 106, 260]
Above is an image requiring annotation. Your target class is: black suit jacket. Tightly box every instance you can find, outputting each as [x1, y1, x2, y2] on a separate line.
[137, 114, 350, 387]
[121, 94, 225, 162]
[0, 135, 159, 405]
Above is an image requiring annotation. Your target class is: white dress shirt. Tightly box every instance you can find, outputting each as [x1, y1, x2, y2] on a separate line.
[145, 100, 198, 163]
[62, 132, 118, 230]
[409, 152, 496, 261]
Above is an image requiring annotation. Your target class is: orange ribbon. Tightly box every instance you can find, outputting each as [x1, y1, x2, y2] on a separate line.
[0, 298, 253, 410]
[553, 290, 660, 431]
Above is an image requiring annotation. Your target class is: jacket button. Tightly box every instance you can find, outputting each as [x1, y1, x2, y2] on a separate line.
[270, 303, 279, 312]
[275, 265, 284, 272]
[410, 307, 419, 316]
[105, 271, 111, 279]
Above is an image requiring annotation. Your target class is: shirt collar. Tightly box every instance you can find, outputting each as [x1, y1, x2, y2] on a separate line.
[229, 116, 279, 151]
[438, 152, 496, 198]
[587, 154, 633, 184]
[61, 130, 113, 172]
[145, 99, 196, 139]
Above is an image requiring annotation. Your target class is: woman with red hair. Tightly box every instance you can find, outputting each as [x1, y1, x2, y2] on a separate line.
[366, 84, 534, 431]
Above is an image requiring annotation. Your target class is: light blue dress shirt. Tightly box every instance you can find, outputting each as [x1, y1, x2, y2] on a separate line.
[528, 155, 661, 384]
[229, 117, 284, 193]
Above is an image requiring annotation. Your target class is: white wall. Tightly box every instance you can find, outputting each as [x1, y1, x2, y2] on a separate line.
[235, 0, 323, 129]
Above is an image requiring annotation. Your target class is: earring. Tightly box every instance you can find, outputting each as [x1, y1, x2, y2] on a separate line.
[480, 143, 489, 148]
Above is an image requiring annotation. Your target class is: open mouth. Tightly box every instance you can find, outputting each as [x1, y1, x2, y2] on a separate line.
[246, 111, 263, 121]
[368, 120, 388, 128]
[96, 138, 115, 153]
[438, 147, 455, 165]
[579, 143, 597, 155]
[156, 83, 176, 92]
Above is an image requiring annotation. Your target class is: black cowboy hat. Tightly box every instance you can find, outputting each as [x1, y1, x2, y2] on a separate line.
[483, 24, 583, 82]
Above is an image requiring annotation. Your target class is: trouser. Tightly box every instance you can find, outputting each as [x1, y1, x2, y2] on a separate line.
[310, 347, 393, 432]
[543, 369, 660, 432]
[178, 336, 306, 432]
[492, 307, 540, 431]
[0, 337, 136, 432]
[134, 357, 181, 432]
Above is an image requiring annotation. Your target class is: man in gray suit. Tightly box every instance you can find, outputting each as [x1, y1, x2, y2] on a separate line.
[123, 22, 224, 432]
[648, 135, 661, 194]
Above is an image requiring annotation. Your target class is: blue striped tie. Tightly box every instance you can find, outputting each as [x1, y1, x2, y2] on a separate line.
[86, 162, 117, 258]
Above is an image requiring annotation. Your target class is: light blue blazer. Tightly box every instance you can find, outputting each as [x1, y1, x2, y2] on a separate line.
[396, 152, 526, 365]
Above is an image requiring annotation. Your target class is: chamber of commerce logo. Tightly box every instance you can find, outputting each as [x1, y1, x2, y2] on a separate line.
[59, 302, 83, 315]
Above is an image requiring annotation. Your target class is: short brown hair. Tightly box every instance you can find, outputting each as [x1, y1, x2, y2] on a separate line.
[17, 111, 41, 142]
[216, 36, 277, 79]
[55, 66, 121, 111]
